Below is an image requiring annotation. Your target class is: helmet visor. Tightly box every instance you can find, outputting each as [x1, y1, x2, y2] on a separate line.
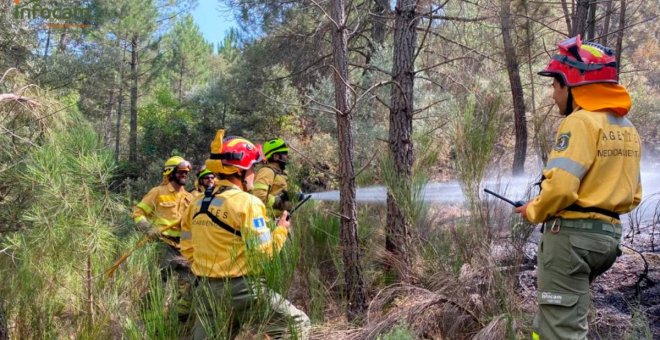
[177, 161, 191, 171]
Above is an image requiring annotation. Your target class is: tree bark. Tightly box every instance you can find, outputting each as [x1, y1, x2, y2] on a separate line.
[103, 84, 116, 147]
[386, 0, 418, 280]
[129, 34, 139, 163]
[572, 0, 590, 37]
[330, 0, 366, 321]
[615, 0, 626, 74]
[178, 57, 184, 102]
[115, 40, 128, 161]
[372, 0, 389, 46]
[0, 302, 7, 340]
[58, 30, 68, 52]
[523, 0, 537, 167]
[500, 0, 527, 176]
[560, 0, 573, 35]
[586, 1, 598, 40]
[44, 28, 51, 62]
[601, 0, 614, 46]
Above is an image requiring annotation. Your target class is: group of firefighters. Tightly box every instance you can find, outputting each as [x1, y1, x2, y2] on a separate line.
[127, 36, 642, 340]
[132, 135, 310, 339]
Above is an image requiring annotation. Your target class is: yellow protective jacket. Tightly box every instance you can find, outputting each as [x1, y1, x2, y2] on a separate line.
[132, 182, 192, 237]
[191, 189, 204, 199]
[527, 109, 642, 224]
[179, 180, 288, 278]
[193, 178, 222, 198]
[253, 163, 288, 209]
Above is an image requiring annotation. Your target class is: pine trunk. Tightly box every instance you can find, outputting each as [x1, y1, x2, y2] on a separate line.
[372, 0, 389, 46]
[115, 41, 127, 161]
[0, 302, 7, 340]
[586, 1, 597, 40]
[103, 85, 116, 147]
[386, 0, 418, 279]
[615, 0, 626, 74]
[129, 34, 139, 163]
[572, 0, 590, 37]
[500, 0, 527, 176]
[601, 0, 614, 46]
[330, 0, 366, 321]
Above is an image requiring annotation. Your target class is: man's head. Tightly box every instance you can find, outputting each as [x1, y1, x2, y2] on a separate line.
[263, 138, 289, 169]
[205, 130, 264, 191]
[196, 167, 215, 190]
[163, 156, 191, 186]
[538, 35, 618, 115]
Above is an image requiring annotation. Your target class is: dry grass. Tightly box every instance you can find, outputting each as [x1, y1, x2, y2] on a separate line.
[353, 284, 482, 340]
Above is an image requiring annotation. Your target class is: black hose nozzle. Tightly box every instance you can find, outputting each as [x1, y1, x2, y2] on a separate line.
[483, 188, 525, 207]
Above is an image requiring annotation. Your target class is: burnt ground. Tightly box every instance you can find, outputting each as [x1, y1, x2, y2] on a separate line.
[517, 223, 660, 339]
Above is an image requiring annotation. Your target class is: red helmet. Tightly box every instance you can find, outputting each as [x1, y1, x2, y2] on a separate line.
[207, 136, 264, 174]
[538, 35, 618, 87]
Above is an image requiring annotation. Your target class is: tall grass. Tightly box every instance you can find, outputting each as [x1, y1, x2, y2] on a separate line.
[377, 132, 439, 283]
[451, 94, 501, 201]
[0, 115, 120, 338]
[0, 108, 179, 338]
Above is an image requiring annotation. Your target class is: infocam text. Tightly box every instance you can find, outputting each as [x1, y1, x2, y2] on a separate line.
[13, 0, 91, 21]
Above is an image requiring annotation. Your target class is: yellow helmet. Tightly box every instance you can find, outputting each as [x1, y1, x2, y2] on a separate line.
[163, 156, 191, 176]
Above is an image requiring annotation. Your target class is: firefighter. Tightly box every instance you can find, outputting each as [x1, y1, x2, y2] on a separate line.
[253, 138, 293, 216]
[515, 35, 642, 340]
[192, 167, 215, 198]
[180, 131, 310, 339]
[132, 156, 195, 320]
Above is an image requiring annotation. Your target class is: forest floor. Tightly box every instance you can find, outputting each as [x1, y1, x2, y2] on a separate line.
[305, 207, 659, 339]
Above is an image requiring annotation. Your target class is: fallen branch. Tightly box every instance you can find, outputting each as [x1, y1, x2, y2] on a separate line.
[0, 93, 39, 108]
[621, 244, 655, 298]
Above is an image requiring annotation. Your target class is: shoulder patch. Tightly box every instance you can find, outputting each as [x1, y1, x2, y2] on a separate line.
[554, 132, 571, 151]
[252, 217, 266, 229]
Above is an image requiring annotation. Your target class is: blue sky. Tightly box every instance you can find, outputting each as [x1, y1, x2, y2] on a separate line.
[191, 1, 238, 49]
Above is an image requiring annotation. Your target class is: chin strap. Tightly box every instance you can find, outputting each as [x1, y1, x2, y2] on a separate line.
[564, 88, 574, 116]
[240, 169, 248, 191]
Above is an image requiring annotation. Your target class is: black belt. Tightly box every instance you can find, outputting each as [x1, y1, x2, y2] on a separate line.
[162, 235, 180, 244]
[201, 276, 248, 284]
[565, 203, 619, 220]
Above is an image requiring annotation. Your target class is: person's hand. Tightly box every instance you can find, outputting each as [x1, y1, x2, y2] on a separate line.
[514, 202, 530, 222]
[146, 227, 162, 240]
[277, 211, 291, 230]
[274, 191, 293, 210]
[136, 219, 151, 232]
[171, 255, 191, 269]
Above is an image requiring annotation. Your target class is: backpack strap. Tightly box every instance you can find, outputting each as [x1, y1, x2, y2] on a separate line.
[193, 186, 242, 238]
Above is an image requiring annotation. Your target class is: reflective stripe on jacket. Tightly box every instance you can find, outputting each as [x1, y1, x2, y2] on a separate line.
[527, 109, 642, 224]
[132, 182, 192, 237]
[179, 180, 288, 278]
[252, 163, 288, 209]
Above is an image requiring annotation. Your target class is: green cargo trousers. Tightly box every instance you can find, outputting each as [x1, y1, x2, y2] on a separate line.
[533, 219, 620, 340]
[159, 243, 195, 321]
[192, 276, 310, 340]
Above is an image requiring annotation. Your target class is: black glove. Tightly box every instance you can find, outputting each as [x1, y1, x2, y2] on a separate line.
[295, 192, 306, 202]
[273, 191, 293, 211]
